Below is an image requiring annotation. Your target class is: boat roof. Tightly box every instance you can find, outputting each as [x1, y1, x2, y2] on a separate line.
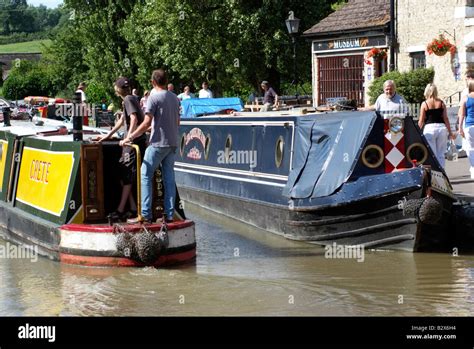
[0, 118, 108, 142]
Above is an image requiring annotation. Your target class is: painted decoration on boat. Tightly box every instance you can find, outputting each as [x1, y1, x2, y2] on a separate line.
[0, 140, 8, 191]
[16, 147, 76, 216]
[185, 127, 206, 147]
[187, 146, 202, 160]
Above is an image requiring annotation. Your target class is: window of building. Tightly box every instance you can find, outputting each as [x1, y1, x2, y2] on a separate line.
[410, 52, 426, 70]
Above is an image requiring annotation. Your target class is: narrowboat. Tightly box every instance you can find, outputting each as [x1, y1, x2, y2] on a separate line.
[0, 114, 196, 267]
[175, 98, 472, 252]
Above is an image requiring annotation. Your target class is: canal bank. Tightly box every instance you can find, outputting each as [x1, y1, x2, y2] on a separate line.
[445, 157, 474, 202]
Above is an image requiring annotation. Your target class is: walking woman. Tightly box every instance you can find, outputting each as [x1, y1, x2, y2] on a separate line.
[418, 83, 454, 168]
[459, 80, 474, 179]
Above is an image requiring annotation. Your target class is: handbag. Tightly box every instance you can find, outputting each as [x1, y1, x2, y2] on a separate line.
[445, 140, 458, 161]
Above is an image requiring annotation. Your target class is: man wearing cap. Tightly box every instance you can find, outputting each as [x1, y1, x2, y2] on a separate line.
[124, 69, 180, 224]
[260, 81, 278, 112]
[99, 77, 147, 222]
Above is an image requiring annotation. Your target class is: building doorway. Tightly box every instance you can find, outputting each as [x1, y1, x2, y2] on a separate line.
[318, 55, 365, 106]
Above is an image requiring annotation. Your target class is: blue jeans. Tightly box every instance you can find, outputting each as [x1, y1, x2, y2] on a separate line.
[141, 146, 176, 221]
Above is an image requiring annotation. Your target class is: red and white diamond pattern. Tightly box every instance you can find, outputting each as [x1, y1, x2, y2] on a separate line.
[384, 119, 406, 173]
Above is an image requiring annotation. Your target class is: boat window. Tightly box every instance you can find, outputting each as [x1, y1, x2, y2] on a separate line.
[361, 145, 384, 168]
[180, 133, 186, 157]
[225, 135, 232, 161]
[275, 136, 284, 168]
[205, 134, 211, 160]
[406, 143, 428, 165]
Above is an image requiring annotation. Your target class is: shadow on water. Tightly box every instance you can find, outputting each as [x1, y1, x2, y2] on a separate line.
[0, 202, 473, 316]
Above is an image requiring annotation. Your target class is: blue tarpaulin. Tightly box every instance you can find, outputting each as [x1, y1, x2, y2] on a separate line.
[283, 111, 377, 199]
[181, 97, 243, 118]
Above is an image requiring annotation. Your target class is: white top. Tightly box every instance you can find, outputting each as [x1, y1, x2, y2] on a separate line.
[178, 93, 195, 100]
[375, 93, 409, 116]
[198, 88, 213, 98]
[75, 89, 86, 102]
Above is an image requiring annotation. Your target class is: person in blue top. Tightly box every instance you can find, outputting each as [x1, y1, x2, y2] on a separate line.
[459, 80, 474, 179]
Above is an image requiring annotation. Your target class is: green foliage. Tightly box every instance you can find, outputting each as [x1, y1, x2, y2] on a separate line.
[0, 1, 63, 35]
[86, 80, 111, 105]
[281, 81, 313, 96]
[121, 0, 332, 97]
[331, 0, 347, 11]
[2, 60, 56, 99]
[42, 0, 342, 101]
[368, 68, 435, 104]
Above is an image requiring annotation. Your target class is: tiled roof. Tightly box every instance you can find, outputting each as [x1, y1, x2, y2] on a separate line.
[304, 0, 390, 36]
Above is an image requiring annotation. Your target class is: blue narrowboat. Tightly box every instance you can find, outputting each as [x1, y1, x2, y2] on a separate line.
[175, 98, 470, 252]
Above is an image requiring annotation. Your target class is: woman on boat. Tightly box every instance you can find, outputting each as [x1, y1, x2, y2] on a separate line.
[418, 83, 454, 169]
[459, 80, 474, 179]
[177, 86, 195, 101]
[98, 77, 148, 221]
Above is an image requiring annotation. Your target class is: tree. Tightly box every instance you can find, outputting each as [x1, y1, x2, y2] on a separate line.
[44, 0, 337, 101]
[123, 0, 333, 97]
[2, 60, 56, 100]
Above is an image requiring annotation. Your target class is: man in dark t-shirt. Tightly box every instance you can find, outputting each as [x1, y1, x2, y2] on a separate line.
[260, 81, 278, 112]
[98, 77, 147, 222]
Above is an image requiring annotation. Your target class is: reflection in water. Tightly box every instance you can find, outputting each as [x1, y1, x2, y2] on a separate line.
[0, 202, 473, 316]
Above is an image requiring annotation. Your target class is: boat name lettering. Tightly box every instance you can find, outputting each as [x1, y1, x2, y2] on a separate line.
[185, 128, 206, 147]
[29, 159, 51, 184]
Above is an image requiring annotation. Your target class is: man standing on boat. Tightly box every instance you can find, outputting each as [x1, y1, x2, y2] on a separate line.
[198, 82, 213, 98]
[374, 80, 409, 116]
[122, 69, 180, 224]
[260, 81, 278, 112]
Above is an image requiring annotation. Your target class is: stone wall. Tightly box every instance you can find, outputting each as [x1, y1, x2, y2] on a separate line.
[0, 53, 42, 80]
[396, 0, 468, 102]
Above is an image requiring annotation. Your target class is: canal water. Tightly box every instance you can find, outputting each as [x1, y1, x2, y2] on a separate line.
[0, 203, 473, 316]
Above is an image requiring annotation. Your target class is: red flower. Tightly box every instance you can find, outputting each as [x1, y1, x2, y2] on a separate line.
[365, 47, 387, 62]
[427, 34, 455, 56]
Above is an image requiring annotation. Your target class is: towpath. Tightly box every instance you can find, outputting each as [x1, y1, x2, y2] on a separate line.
[445, 157, 474, 202]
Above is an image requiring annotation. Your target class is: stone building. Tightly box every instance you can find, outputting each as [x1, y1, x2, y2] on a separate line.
[303, 0, 474, 107]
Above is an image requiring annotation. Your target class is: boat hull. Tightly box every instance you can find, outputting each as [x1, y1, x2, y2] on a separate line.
[179, 184, 455, 252]
[0, 201, 196, 267]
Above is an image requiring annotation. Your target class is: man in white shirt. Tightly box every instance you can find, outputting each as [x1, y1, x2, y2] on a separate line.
[374, 80, 409, 116]
[75, 82, 87, 102]
[198, 82, 213, 98]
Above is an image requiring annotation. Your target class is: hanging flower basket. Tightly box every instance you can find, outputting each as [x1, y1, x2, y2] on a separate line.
[427, 35, 456, 56]
[364, 47, 387, 65]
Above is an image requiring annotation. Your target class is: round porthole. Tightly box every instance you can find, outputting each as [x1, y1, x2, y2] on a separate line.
[205, 134, 211, 160]
[406, 143, 428, 164]
[225, 134, 232, 161]
[361, 145, 384, 168]
[180, 133, 186, 157]
[275, 136, 284, 168]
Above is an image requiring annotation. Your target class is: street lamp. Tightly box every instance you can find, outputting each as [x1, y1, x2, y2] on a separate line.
[285, 13, 301, 99]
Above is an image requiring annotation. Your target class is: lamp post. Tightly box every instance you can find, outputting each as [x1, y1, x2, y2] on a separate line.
[285, 13, 301, 99]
